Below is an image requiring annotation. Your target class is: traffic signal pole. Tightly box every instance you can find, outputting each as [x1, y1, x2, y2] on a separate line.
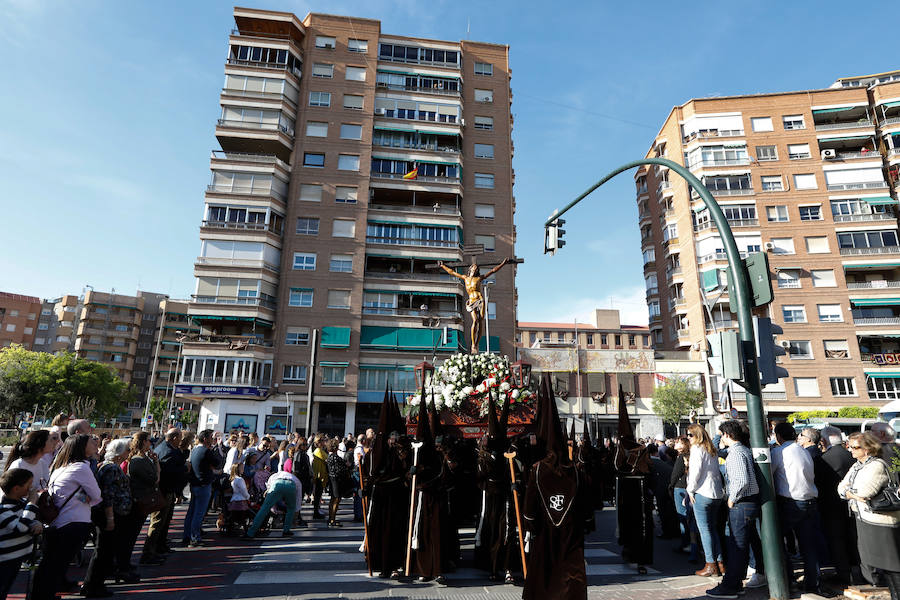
[547, 157, 788, 600]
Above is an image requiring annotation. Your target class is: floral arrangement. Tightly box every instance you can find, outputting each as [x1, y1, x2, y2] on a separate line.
[406, 352, 535, 418]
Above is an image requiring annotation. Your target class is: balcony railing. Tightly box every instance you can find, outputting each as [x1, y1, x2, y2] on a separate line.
[682, 130, 745, 143]
[882, 117, 900, 127]
[378, 54, 459, 69]
[890, 148, 900, 157]
[814, 119, 874, 131]
[665, 267, 683, 280]
[854, 317, 900, 325]
[848, 280, 900, 289]
[362, 307, 461, 319]
[777, 280, 802, 289]
[179, 375, 270, 387]
[201, 220, 282, 234]
[182, 334, 274, 348]
[364, 271, 456, 282]
[827, 181, 888, 191]
[839, 246, 900, 256]
[375, 82, 460, 97]
[194, 257, 280, 272]
[677, 328, 690, 338]
[366, 236, 460, 249]
[694, 187, 754, 197]
[371, 172, 460, 184]
[191, 295, 277, 309]
[694, 218, 759, 232]
[834, 213, 896, 223]
[369, 203, 461, 216]
[225, 58, 301, 79]
[210, 151, 290, 170]
[372, 140, 460, 154]
[646, 287, 659, 297]
[824, 151, 880, 161]
[216, 119, 295, 137]
[707, 320, 738, 330]
[636, 185, 648, 195]
[206, 184, 286, 200]
[689, 158, 751, 168]
[221, 87, 296, 105]
[698, 250, 728, 264]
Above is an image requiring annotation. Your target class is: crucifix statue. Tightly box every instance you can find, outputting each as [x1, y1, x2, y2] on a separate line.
[438, 257, 510, 353]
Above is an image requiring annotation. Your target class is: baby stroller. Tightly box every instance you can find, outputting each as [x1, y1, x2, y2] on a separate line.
[247, 468, 287, 533]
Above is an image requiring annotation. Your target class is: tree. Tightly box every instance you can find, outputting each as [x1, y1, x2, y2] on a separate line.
[181, 409, 198, 428]
[0, 346, 132, 423]
[651, 376, 705, 432]
[146, 396, 169, 428]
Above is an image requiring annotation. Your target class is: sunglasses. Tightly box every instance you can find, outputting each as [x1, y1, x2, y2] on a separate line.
[849, 445, 862, 450]
[687, 433, 695, 438]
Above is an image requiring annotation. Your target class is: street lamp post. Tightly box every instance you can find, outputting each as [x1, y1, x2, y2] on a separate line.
[167, 330, 185, 429]
[546, 157, 788, 600]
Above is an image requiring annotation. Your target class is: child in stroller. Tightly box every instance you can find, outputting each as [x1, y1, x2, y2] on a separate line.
[247, 458, 287, 532]
[223, 463, 252, 536]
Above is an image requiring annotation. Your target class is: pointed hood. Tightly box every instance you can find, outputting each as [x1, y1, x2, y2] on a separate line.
[390, 383, 405, 436]
[415, 388, 434, 446]
[537, 372, 570, 469]
[429, 392, 444, 442]
[617, 384, 634, 441]
[487, 388, 500, 442]
[614, 385, 650, 474]
[498, 390, 511, 441]
[569, 418, 577, 444]
[371, 381, 393, 472]
[582, 413, 592, 446]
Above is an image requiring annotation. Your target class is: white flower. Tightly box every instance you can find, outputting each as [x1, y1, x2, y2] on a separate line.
[511, 389, 520, 400]
[500, 381, 511, 392]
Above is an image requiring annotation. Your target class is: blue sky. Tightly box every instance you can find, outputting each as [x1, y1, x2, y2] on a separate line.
[2, 0, 897, 325]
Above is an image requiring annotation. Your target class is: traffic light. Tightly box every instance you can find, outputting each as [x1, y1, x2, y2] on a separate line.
[754, 317, 789, 385]
[725, 251, 774, 313]
[706, 330, 743, 381]
[544, 218, 566, 255]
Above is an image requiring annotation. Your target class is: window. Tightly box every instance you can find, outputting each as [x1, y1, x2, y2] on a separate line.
[306, 121, 328, 137]
[343, 94, 363, 110]
[474, 143, 494, 159]
[794, 377, 820, 397]
[751, 117, 774, 132]
[474, 116, 493, 130]
[9, 310, 18, 317]
[41, 309, 51, 316]
[824, 339, 849, 358]
[805, 236, 829, 253]
[788, 340, 812, 358]
[38, 323, 49, 330]
[348, 39, 368, 53]
[838, 230, 900, 250]
[767, 205, 788, 222]
[811, 269, 836, 287]
[474, 204, 495, 219]
[309, 91, 331, 107]
[614, 334, 622, 346]
[344, 66, 366, 82]
[474, 89, 493, 103]
[628, 334, 637, 346]
[332, 219, 356, 237]
[296, 217, 319, 235]
[5, 324, 14, 332]
[303, 153, 325, 167]
[338, 154, 360, 171]
[283, 291, 316, 313]
[286, 327, 310, 346]
[831, 377, 856, 397]
[35, 337, 45, 345]
[330, 254, 353, 272]
[327, 290, 351, 309]
[756, 145, 778, 161]
[315, 36, 336, 49]
[474, 173, 494, 188]
[487, 302, 497, 320]
[788, 143, 810, 159]
[335, 186, 358, 203]
[283, 365, 308, 384]
[474, 62, 493, 76]
[761, 175, 784, 191]
[586, 333, 593, 345]
[783, 115, 805, 130]
[770, 237, 795, 254]
[818, 305, 843, 323]
[340, 124, 362, 139]
[312, 63, 334, 78]
[322, 365, 346, 386]
[799, 206, 822, 221]
[299, 183, 322, 202]
[475, 234, 496, 252]
[292, 252, 316, 270]
[793, 173, 817, 190]
[782, 305, 807, 323]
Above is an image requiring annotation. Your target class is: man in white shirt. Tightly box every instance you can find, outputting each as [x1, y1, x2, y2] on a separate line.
[771, 422, 820, 593]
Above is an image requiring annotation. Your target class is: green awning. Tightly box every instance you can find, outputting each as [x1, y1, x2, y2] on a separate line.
[320, 326, 351, 348]
[189, 315, 273, 327]
[866, 372, 900, 378]
[364, 289, 459, 297]
[701, 269, 720, 292]
[818, 135, 871, 142]
[477, 335, 500, 352]
[360, 326, 398, 348]
[360, 326, 461, 351]
[864, 197, 898, 206]
[367, 219, 457, 229]
[843, 262, 900, 269]
[366, 252, 458, 261]
[374, 125, 417, 133]
[881, 101, 900, 109]
[320, 361, 349, 367]
[813, 107, 858, 114]
[850, 298, 900, 306]
[693, 204, 708, 213]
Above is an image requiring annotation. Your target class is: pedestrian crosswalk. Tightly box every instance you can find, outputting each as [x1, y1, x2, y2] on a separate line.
[228, 500, 658, 595]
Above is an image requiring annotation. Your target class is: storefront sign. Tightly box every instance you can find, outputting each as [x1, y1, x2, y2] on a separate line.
[175, 384, 267, 397]
[224, 413, 258, 433]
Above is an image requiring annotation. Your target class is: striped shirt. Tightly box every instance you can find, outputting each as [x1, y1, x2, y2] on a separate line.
[0, 498, 39, 563]
[724, 443, 759, 504]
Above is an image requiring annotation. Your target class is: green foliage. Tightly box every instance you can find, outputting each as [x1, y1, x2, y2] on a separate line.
[786, 410, 835, 423]
[146, 396, 169, 425]
[651, 376, 705, 426]
[181, 410, 198, 426]
[836, 406, 880, 419]
[0, 346, 132, 422]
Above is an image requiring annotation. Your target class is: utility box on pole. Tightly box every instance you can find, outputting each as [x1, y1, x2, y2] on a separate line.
[727, 251, 774, 312]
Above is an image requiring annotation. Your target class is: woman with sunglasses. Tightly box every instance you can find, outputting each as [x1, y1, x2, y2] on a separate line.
[838, 432, 900, 600]
[685, 424, 725, 577]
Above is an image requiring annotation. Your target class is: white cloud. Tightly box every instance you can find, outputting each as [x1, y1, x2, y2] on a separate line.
[537, 286, 649, 327]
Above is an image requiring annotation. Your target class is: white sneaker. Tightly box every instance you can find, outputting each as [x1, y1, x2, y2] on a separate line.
[744, 573, 767, 588]
[359, 542, 366, 553]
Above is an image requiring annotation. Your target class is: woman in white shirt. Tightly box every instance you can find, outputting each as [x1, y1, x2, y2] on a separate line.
[685, 423, 725, 577]
[4, 430, 56, 494]
[224, 437, 248, 475]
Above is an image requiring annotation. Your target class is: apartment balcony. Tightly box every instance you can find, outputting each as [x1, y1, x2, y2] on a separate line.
[665, 266, 683, 281]
[77, 323, 139, 341]
[639, 212, 652, 227]
[848, 280, 900, 289]
[814, 119, 874, 131]
[643, 258, 656, 270]
[645, 287, 659, 299]
[210, 151, 290, 176]
[200, 220, 284, 239]
[372, 139, 460, 156]
[649, 313, 662, 323]
[368, 203, 462, 228]
[215, 119, 294, 162]
[181, 334, 274, 350]
[369, 171, 463, 196]
[362, 307, 462, 320]
[657, 181, 673, 196]
[194, 256, 280, 273]
[375, 81, 461, 98]
[693, 187, 754, 199]
[834, 213, 896, 223]
[682, 129, 745, 144]
[823, 150, 881, 161]
[676, 328, 691, 339]
[840, 246, 900, 256]
[365, 235, 460, 250]
[706, 320, 738, 331]
[688, 158, 751, 170]
[191, 294, 277, 310]
[364, 270, 456, 284]
[694, 218, 759, 232]
[854, 316, 900, 326]
[827, 181, 888, 192]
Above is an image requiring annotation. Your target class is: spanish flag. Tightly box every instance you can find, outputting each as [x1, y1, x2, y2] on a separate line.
[402, 164, 418, 180]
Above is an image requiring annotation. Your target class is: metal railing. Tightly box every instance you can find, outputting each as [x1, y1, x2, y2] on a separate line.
[777, 281, 801, 289]
[824, 150, 880, 160]
[699, 188, 754, 197]
[689, 158, 751, 168]
[882, 117, 900, 126]
[372, 140, 460, 154]
[179, 375, 270, 386]
[205, 184, 286, 200]
[834, 213, 895, 223]
[362, 307, 461, 318]
[646, 287, 659, 297]
[677, 328, 690, 338]
[225, 58, 301, 79]
[182, 334, 274, 348]
[210, 151, 290, 170]
[839, 246, 900, 256]
[682, 130, 744, 143]
[371, 172, 460, 184]
[365, 236, 461, 249]
[636, 186, 648, 195]
[665, 267, 683, 279]
[375, 82, 460, 97]
[847, 280, 900, 289]
[201, 220, 282, 234]
[694, 218, 759, 232]
[369, 203, 461, 216]
[363, 271, 456, 282]
[814, 119, 874, 131]
[698, 250, 728, 263]
[221, 87, 297, 105]
[707, 320, 739, 330]
[216, 119, 295, 137]
[194, 257, 280, 272]
[378, 55, 460, 69]
[854, 316, 900, 325]
[827, 182, 888, 191]
[890, 147, 900, 157]
[191, 294, 277, 309]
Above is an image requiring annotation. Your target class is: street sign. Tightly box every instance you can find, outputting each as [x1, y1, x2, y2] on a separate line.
[19, 421, 30, 430]
[146, 414, 154, 424]
[140, 418, 148, 428]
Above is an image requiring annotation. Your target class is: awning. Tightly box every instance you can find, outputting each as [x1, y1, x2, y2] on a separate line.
[850, 298, 900, 306]
[881, 101, 900, 109]
[320, 361, 349, 367]
[189, 315, 273, 327]
[864, 197, 898, 206]
[359, 364, 415, 370]
[367, 219, 457, 228]
[774, 265, 802, 270]
[813, 107, 857, 114]
[843, 262, 900, 269]
[374, 125, 460, 137]
[320, 326, 351, 349]
[818, 135, 871, 142]
[366, 252, 458, 260]
[364, 289, 459, 297]
[865, 372, 900, 379]
[693, 204, 708, 213]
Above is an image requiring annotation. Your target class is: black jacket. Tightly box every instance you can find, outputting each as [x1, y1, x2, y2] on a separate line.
[155, 440, 187, 494]
[292, 451, 312, 492]
[668, 454, 688, 495]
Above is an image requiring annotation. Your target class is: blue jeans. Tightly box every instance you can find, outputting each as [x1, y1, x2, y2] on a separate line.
[247, 481, 297, 536]
[777, 497, 819, 591]
[693, 494, 724, 563]
[184, 484, 212, 543]
[721, 499, 763, 591]
[673, 487, 691, 548]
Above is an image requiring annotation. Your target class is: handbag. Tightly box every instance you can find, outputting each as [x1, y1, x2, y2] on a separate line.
[134, 488, 167, 516]
[868, 459, 900, 513]
[35, 485, 83, 525]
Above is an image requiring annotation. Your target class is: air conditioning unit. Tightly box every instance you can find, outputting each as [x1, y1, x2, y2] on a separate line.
[764, 241, 775, 251]
[780, 340, 791, 349]
[375, 108, 386, 116]
[821, 148, 837, 159]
